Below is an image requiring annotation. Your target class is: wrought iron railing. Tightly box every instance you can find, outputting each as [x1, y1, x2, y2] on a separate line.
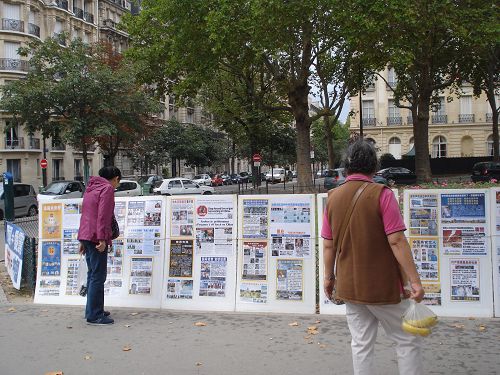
[431, 114, 447, 124]
[2, 18, 24, 32]
[73, 6, 84, 19]
[0, 58, 29, 72]
[387, 116, 402, 126]
[29, 138, 41, 150]
[83, 11, 94, 24]
[486, 113, 493, 122]
[53, 32, 66, 46]
[459, 114, 475, 123]
[28, 23, 40, 37]
[55, 0, 69, 11]
[362, 117, 376, 127]
[4, 137, 25, 149]
[51, 142, 66, 151]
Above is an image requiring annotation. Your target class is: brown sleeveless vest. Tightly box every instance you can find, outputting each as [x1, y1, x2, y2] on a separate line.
[326, 180, 402, 304]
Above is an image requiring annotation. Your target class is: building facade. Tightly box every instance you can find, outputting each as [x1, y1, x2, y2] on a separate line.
[350, 67, 499, 160]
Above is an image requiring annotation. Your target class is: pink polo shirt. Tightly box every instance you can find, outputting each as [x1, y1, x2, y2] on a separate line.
[321, 174, 406, 240]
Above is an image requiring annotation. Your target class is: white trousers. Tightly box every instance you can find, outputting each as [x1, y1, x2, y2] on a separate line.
[345, 300, 423, 375]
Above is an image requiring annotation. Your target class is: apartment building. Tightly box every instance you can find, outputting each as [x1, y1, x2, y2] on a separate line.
[350, 67, 499, 160]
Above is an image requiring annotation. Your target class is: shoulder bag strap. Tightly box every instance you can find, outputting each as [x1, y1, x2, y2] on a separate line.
[333, 182, 370, 277]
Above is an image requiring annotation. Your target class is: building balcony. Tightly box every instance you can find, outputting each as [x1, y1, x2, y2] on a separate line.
[459, 114, 475, 123]
[4, 137, 24, 149]
[431, 114, 447, 124]
[55, 0, 69, 11]
[102, 18, 118, 29]
[51, 142, 66, 151]
[2, 18, 24, 32]
[407, 116, 414, 125]
[29, 138, 41, 150]
[53, 33, 66, 46]
[0, 58, 29, 72]
[73, 6, 84, 19]
[28, 23, 40, 37]
[362, 117, 376, 127]
[486, 113, 493, 122]
[83, 11, 94, 24]
[73, 144, 97, 153]
[365, 84, 375, 92]
[387, 116, 402, 126]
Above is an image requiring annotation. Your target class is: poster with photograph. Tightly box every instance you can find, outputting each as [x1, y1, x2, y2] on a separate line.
[62, 229, 79, 255]
[114, 201, 127, 237]
[169, 240, 194, 277]
[409, 194, 438, 236]
[125, 228, 161, 255]
[242, 199, 268, 239]
[171, 198, 195, 237]
[127, 201, 146, 226]
[441, 193, 486, 224]
[195, 227, 233, 255]
[422, 283, 442, 306]
[240, 283, 267, 303]
[166, 279, 193, 299]
[199, 257, 227, 297]
[41, 203, 62, 239]
[242, 241, 267, 281]
[4, 222, 26, 289]
[270, 236, 311, 258]
[63, 203, 81, 228]
[144, 200, 162, 226]
[104, 279, 123, 297]
[65, 258, 80, 296]
[442, 225, 487, 255]
[38, 279, 61, 296]
[107, 249, 123, 277]
[450, 259, 480, 302]
[276, 259, 303, 301]
[41, 241, 61, 276]
[409, 238, 439, 281]
[129, 257, 153, 295]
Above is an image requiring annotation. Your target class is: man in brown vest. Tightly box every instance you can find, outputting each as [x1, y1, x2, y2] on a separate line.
[322, 139, 425, 375]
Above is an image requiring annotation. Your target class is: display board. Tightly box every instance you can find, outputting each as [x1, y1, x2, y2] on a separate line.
[404, 189, 494, 317]
[4, 222, 26, 290]
[235, 194, 316, 313]
[488, 188, 500, 317]
[161, 195, 238, 311]
[34, 197, 167, 308]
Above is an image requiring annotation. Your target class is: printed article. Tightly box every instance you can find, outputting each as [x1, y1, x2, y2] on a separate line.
[166, 279, 193, 299]
[38, 279, 61, 296]
[41, 241, 61, 277]
[240, 283, 268, 303]
[199, 257, 227, 297]
[41, 203, 62, 239]
[276, 259, 303, 301]
[62, 229, 79, 255]
[242, 241, 267, 281]
[242, 199, 268, 239]
[129, 257, 153, 295]
[169, 240, 194, 277]
[171, 198, 195, 237]
[409, 238, 439, 281]
[450, 259, 480, 302]
[65, 258, 80, 295]
[62, 203, 81, 228]
[409, 194, 438, 236]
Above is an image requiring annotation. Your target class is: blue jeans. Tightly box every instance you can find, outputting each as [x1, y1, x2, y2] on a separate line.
[83, 241, 108, 321]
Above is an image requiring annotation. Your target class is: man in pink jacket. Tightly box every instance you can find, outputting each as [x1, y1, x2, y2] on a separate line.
[78, 166, 121, 325]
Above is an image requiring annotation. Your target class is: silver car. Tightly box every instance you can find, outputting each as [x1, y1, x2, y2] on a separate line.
[0, 183, 38, 219]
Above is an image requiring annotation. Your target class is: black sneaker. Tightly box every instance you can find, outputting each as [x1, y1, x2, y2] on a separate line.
[86, 316, 114, 325]
[83, 311, 110, 319]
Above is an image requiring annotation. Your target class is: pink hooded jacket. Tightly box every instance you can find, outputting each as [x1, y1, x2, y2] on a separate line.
[77, 176, 115, 245]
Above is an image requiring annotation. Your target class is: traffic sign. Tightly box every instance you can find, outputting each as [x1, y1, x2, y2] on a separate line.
[40, 159, 48, 169]
[254, 162, 261, 167]
[252, 153, 262, 162]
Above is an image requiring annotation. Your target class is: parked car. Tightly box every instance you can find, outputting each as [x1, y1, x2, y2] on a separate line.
[471, 162, 500, 182]
[265, 168, 288, 183]
[230, 173, 242, 184]
[192, 174, 212, 186]
[221, 174, 233, 185]
[323, 168, 346, 190]
[115, 180, 142, 197]
[375, 167, 417, 185]
[373, 174, 390, 186]
[153, 178, 214, 195]
[38, 180, 85, 201]
[239, 171, 250, 182]
[0, 183, 38, 219]
[291, 170, 298, 179]
[211, 174, 224, 187]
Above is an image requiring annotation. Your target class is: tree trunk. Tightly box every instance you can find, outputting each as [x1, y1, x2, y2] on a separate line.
[487, 87, 499, 162]
[414, 95, 432, 183]
[82, 146, 90, 185]
[323, 116, 335, 168]
[294, 109, 313, 193]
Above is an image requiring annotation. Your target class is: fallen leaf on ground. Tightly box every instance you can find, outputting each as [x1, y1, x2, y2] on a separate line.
[7, 307, 16, 312]
[288, 322, 299, 327]
[169, 322, 173, 324]
[319, 344, 327, 349]
[195, 362, 202, 367]
[122, 346, 132, 352]
[307, 326, 317, 331]
[307, 341, 314, 344]
[8, 292, 15, 295]
[468, 317, 476, 320]
[304, 335, 311, 340]
[66, 326, 72, 329]
[479, 324, 486, 331]
[130, 312, 139, 316]
[452, 324, 465, 329]
[269, 337, 273, 340]
[315, 320, 321, 324]
[41, 309, 48, 312]
[194, 322, 206, 327]
[84, 355, 91, 360]
[124, 324, 131, 328]
[44, 371, 63, 375]
[309, 330, 319, 335]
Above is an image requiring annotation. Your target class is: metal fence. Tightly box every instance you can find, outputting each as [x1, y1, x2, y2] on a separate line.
[10, 216, 38, 293]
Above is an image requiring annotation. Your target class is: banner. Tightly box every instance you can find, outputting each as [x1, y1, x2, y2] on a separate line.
[4, 222, 26, 289]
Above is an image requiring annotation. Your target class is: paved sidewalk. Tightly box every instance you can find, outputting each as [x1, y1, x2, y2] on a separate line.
[0, 303, 499, 375]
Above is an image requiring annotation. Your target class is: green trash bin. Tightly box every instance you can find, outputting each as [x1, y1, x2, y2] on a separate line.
[142, 183, 151, 196]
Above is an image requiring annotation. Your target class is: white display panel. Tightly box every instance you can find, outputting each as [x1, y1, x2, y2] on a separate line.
[404, 189, 494, 317]
[488, 188, 500, 317]
[161, 195, 238, 311]
[35, 197, 167, 309]
[235, 194, 316, 314]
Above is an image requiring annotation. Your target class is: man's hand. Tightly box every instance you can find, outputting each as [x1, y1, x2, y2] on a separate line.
[409, 281, 425, 303]
[79, 242, 85, 255]
[324, 278, 334, 301]
[96, 240, 107, 252]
